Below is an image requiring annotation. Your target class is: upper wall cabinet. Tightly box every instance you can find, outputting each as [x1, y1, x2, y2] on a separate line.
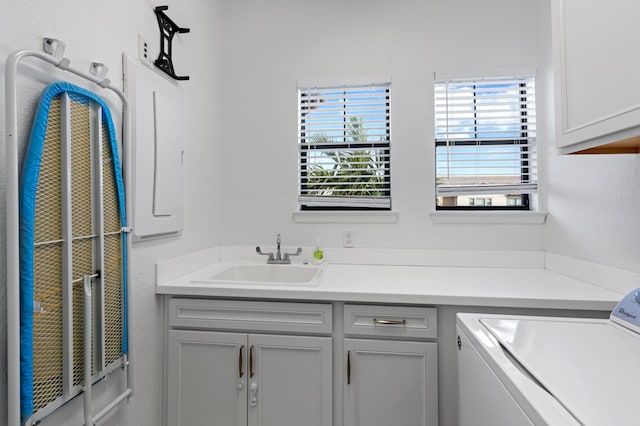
[552, 0, 640, 154]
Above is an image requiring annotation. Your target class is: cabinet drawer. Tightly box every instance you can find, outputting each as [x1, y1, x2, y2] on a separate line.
[344, 304, 437, 339]
[169, 298, 332, 334]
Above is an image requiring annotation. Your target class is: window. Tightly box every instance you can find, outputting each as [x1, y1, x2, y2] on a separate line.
[507, 196, 523, 206]
[469, 197, 492, 207]
[298, 83, 391, 210]
[434, 74, 536, 210]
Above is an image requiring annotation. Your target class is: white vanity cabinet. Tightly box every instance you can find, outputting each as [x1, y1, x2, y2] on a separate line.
[164, 299, 439, 426]
[552, 0, 640, 153]
[165, 299, 333, 426]
[342, 305, 439, 426]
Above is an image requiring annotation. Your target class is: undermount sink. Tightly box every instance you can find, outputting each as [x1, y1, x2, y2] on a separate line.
[196, 263, 323, 286]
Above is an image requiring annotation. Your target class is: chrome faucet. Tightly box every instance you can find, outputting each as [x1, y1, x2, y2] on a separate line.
[256, 234, 302, 264]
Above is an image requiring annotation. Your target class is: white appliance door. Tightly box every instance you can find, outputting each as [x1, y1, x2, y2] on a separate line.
[457, 327, 534, 426]
[481, 317, 640, 426]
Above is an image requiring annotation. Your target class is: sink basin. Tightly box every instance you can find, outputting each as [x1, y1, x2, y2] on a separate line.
[196, 263, 322, 286]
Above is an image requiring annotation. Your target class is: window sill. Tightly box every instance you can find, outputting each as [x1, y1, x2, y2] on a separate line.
[292, 210, 399, 224]
[430, 210, 548, 225]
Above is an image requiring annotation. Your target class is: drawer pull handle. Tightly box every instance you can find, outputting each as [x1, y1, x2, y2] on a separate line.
[347, 351, 351, 385]
[373, 318, 407, 326]
[239, 345, 245, 378]
[249, 345, 255, 378]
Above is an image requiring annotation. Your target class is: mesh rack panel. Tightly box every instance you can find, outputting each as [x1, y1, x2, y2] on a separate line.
[28, 90, 125, 415]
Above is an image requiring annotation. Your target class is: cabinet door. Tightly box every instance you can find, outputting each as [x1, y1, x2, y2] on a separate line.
[344, 339, 438, 426]
[247, 334, 332, 426]
[167, 330, 247, 426]
[553, 0, 640, 152]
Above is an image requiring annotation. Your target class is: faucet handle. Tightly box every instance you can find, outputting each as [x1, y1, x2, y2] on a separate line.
[256, 246, 274, 260]
[283, 247, 303, 262]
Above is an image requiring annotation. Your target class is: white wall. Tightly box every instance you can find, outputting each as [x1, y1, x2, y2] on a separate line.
[3, 0, 640, 425]
[545, 148, 640, 272]
[219, 0, 545, 252]
[537, 0, 640, 274]
[0, 1, 224, 424]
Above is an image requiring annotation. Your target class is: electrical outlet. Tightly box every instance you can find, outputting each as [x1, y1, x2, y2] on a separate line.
[343, 229, 355, 248]
[138, 34, 151, 64]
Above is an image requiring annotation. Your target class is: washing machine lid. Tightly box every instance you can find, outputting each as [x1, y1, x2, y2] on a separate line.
[480, 317, 640, 426]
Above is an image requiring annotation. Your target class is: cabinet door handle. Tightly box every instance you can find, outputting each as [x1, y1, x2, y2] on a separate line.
[347, 351, 351, 385]
[249, 345, 255, 378]
[239, 345, 245, 378]
[373, 318, 406, 325]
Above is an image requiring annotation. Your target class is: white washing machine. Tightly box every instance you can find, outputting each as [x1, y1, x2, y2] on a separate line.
[456, 290, 640, 426]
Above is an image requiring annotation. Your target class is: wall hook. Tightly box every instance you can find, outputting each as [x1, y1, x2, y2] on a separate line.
[43, 38, 71, 69]
[43, 38, 65, 59]
[90, 62, 111, 87]
[153, 6, 190, 81]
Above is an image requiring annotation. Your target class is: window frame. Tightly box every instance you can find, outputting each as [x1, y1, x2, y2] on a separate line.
[297, 83, 392, 211]
[434, 72, 536, 211]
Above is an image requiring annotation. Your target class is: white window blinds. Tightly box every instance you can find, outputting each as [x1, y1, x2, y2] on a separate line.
[298, 83, 391, 209]
[434, 75, 537, 205]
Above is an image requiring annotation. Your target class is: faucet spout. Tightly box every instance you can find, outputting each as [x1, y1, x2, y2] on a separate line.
[255, 234, 301, 264]
[276, 234, 282, 260]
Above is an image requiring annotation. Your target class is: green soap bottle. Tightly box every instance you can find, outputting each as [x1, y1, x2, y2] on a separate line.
[313, 239, 324, 264]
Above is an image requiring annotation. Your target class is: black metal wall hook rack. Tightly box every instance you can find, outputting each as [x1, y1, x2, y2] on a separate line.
[154, 6, 190, 81]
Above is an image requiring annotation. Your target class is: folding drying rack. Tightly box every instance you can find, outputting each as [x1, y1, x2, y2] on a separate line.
[5, 39, 134, 426]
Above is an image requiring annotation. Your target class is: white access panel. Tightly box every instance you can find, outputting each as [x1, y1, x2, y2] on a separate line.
[124, 54, 184, 241]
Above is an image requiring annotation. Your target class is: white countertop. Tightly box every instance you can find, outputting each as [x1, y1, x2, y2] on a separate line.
[156, 248, 625, 311]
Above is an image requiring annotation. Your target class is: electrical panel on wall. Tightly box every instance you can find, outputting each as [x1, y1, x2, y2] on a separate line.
[124, 54, 184, 241]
